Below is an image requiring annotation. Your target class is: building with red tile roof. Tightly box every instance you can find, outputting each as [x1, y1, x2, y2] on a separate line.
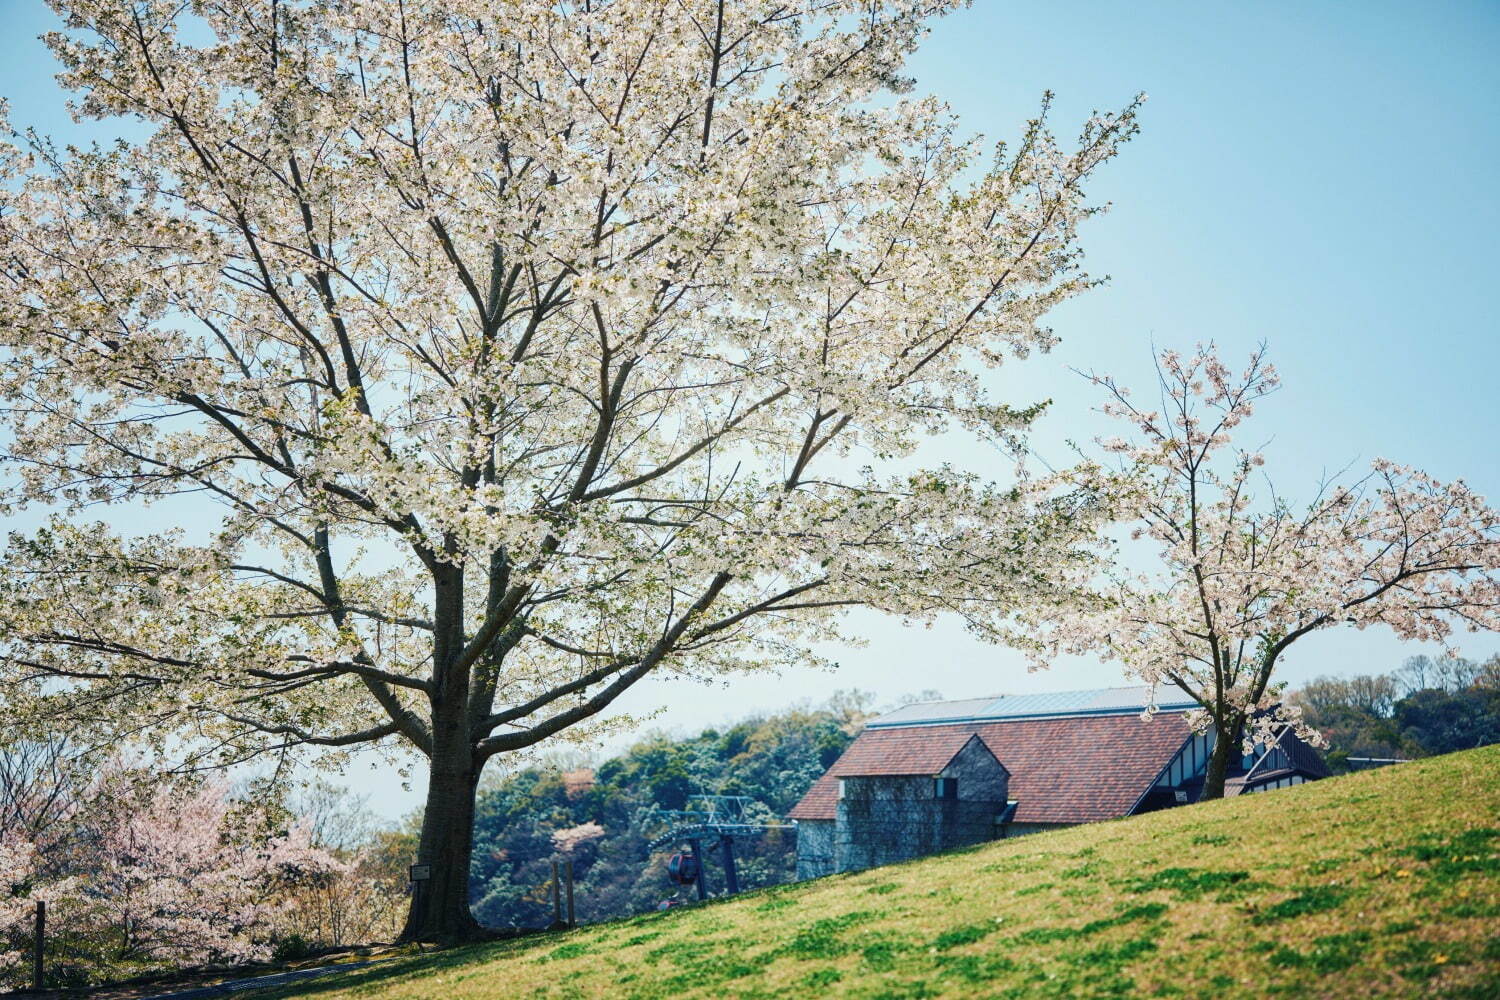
[790, 686, 1330, 879]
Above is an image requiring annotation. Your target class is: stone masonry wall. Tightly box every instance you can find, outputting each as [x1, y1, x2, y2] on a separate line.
[941, 738, 1009, 803]
[833, 767, 1006, 873]
[795, 819, 836, 880]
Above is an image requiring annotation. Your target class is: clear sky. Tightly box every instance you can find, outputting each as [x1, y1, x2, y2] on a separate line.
[2, 1, 1497, 819]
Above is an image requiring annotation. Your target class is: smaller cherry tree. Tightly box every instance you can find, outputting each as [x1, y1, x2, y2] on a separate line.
[0, 739, 85, 989]
[1, 829, 92, 988]
[1024, 345, 1500, 798]
[82, 775, 334, 966]
[0, 755, 346, 989]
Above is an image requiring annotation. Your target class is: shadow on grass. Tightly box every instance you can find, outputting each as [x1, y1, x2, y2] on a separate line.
[242, 942, 525, 1000]
[242, 887, 761, 999]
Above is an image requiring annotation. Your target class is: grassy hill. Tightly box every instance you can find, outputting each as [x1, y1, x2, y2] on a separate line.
[253, 746, 1500, 999]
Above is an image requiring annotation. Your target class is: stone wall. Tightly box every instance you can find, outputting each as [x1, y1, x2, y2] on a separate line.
[941, 737, 1010, 802]
[832, 768, 1006, 873]
[795, 737, 1017, 878]
[795, 819, 836, 880]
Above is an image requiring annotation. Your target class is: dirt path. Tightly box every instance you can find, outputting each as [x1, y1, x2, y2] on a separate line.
[134, 961, 380, 999]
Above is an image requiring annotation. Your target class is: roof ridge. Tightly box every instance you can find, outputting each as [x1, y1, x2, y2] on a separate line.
[868, 686, 1199, 728]
[889, 684, 1187, 707]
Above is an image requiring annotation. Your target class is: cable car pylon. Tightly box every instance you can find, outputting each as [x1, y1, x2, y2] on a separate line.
[648, 794, 790, 901]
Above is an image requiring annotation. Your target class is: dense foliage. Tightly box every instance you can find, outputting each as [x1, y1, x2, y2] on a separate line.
[467, 704, 862, 929]
[1291, 655, 1500, 769]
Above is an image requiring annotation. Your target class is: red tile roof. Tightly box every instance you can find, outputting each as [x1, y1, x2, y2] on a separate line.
[788, 772, 840, 821]
[788, 712, 1192, 825]
[830, 730, 993, 778]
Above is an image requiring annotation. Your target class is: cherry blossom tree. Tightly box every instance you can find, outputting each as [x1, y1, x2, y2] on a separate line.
[1026, 346, 1500, 798]
[1, 835, 75, 988]
[82, 775, 334, 966]
[0, 739, 84, 989]
[1, 761, 345, 988]
[0, 0, 1136, 939]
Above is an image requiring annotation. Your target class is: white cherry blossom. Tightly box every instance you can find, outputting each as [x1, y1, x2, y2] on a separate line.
[0, 0, 1137, 938]
[1019, 345, 1500, 797]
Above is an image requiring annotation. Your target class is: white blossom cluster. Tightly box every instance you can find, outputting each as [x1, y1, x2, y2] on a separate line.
[0, 0, 1135, 786]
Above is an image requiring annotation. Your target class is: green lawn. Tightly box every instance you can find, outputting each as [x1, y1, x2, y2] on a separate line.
[255, 745, 1500, 999]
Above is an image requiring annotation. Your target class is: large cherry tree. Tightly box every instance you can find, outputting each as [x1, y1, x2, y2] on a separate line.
[0, 0, 1134, 939]
[1024, 346, 1500, 798]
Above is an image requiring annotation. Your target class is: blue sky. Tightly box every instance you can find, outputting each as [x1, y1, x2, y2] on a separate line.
[2, 2, 1497, 817]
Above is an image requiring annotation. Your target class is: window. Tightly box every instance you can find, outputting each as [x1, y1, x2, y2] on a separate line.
[935, 777, 958, 799]
[837, 779, 846, 799]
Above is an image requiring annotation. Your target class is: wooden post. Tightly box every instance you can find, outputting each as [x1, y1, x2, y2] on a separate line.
[564, 859, 576, 928]
[721, 835, 740, 895]
[551, 860, 562, 927]
[32, 900, 44, 991]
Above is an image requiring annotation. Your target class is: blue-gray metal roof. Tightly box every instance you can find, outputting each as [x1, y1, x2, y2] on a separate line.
[867, 685, 1199, 729]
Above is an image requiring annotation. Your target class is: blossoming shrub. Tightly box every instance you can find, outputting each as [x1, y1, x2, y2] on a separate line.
[0, 761, 402, 989]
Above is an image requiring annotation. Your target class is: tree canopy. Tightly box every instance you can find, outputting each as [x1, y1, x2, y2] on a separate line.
[0, 0, 1135, 938]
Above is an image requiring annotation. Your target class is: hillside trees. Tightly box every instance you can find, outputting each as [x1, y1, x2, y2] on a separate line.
[1292, 656, 1500, 766]
[469, 707, 850, 927]
[1022, 346, 1500, 798]
[0, 0, 1136, 940]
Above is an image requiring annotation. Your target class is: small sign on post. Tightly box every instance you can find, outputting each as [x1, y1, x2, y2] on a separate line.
[409, 863, 432, 883]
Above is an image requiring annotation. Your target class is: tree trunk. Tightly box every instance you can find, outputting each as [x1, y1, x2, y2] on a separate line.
[1200, 715, 1245, 800]
[400, 744, 483, 943]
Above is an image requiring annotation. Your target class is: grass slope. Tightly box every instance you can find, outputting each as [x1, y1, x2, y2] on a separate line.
[257, 746, 1500, 999]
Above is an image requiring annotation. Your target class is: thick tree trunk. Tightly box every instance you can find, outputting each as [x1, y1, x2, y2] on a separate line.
[400, 560, 488, 944]
[1200, 715, 1245, 800]
[400, 743, 483, 943]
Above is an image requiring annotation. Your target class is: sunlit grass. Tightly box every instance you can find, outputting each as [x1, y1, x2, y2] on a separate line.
[251, 745, 1500, 999]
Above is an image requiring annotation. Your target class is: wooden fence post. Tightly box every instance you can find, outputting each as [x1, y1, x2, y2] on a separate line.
[33, 900, 44, 991]
[551, 860, 562, 927]
[564, 859, 576, 928]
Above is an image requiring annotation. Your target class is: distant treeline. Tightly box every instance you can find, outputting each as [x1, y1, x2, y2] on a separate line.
[1292, 654, 1500, 769]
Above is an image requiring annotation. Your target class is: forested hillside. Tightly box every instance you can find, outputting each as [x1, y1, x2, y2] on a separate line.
[466, 699, 870, 928]
[1291, 654, 1500, 768]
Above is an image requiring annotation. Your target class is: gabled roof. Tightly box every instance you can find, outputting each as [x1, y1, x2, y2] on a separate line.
[788, 772, 840, 821]
[1275, 727, 1333, 779]
[1240, 725, 1334, 786]
[831, 731, 1002, 778]
[790, 710, 1192, 825]
[867, 685, 1198, 729]
[788, 731, 1001, 822]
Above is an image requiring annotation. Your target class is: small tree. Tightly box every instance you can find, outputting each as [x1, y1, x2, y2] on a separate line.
[0, 0, 1135, 938]
[1, 758, 343, 988]
[82, 775, 330, 966]
[1024, 345, 1500, 798]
